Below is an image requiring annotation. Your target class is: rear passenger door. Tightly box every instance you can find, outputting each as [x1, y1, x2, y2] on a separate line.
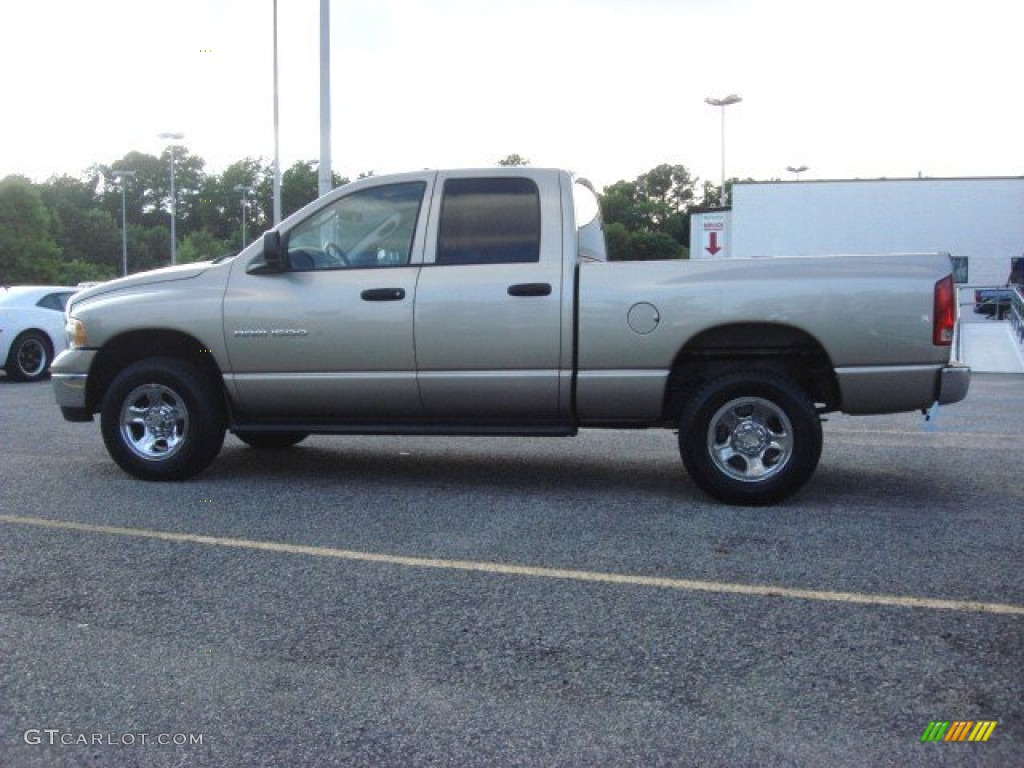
[414, 171, 569, 421]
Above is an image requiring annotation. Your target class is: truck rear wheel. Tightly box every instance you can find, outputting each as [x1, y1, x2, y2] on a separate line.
[100, 358, 226, 481]
[679, 371, 822, 506]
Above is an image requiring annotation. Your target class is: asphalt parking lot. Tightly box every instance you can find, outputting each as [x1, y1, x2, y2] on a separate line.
[1, 373, 1021, 767]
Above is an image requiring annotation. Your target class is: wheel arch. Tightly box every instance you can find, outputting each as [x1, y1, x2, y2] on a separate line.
[86, 330, 225, 413]
[662, 322, 840, 421]
[9, 327, 56, 354]
[5, 327, 57, 379]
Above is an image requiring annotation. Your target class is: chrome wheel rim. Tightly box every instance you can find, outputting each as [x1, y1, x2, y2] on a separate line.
[17, 338, 47, 377]
[707, 396, 794, 483]
[119, 383, 189, 461]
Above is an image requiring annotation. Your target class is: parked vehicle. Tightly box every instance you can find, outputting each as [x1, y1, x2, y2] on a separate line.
[974, 287, 1015, 319]
[51, 168, 970, 505]
[1, 285, 78, 381]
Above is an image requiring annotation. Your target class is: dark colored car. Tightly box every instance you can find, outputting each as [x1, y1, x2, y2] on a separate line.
[974, 288, 1015, 319]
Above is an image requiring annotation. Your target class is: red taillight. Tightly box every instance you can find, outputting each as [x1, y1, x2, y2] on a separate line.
[933, 275, 955, 346]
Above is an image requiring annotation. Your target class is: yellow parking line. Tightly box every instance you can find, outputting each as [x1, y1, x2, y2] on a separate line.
[3, 514, 1023, 616]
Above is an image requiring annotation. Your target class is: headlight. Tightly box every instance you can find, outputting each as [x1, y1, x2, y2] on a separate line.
[66, 317, 88, 348]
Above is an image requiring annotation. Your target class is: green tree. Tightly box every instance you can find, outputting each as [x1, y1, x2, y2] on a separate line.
[194, 157, 270, 246]
[599, 164, 698, 260]
[56, 258, 114, 285]
[603, 222, 631, 262]
[280, 160, 348, 219]
[40, 175, 121, 278]
[498, 153, 530, 167]
[95, 152, 166, 229]
[281, 161, 319, 219]
[625, 230, 684, 261]
[159, 146, 205, 237]
[700, 179, 722, 208]
[97, 146, 205, 238]
[177, 229, 233, 264]
[603, 222, 685, 262]
[0, 176, 62, 283]
[126, 223, 171, 273]
[600, 180, 648, 233]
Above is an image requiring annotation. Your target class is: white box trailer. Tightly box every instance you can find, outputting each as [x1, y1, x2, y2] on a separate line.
[715, 177, 1024, 287]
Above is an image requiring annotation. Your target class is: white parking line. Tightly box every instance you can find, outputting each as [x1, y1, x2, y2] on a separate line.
[3, 513, 1023, 616]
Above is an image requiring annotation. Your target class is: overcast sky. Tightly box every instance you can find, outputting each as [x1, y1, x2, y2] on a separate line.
[2, 0, 1021, 191]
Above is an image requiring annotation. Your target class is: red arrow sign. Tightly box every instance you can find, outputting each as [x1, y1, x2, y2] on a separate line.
[706, 231, 722, 255]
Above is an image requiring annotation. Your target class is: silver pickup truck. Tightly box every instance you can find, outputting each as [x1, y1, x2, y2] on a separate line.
[52, 168, 970, 505]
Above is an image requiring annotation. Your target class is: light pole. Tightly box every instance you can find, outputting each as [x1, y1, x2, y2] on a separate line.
[272, 0, 282, 224]
[158, 131, 185, 264]
[111, 170, 136, 277]
[234, 185, 254, 248]
[318, 0, 332, 198]
[786, 165, 809, 181]
[704, 94, 742, 206]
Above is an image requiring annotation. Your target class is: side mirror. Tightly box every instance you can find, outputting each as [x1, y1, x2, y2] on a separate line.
[262, 231, 286, 272]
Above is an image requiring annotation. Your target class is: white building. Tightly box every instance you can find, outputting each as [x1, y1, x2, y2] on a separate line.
[691, 176, 1024, 287]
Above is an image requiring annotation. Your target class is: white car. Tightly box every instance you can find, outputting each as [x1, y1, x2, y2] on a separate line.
[1, 286, 78, 382]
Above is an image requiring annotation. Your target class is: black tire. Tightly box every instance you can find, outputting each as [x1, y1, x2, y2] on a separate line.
[679, 371, 822, 506]
[233, 430, 308, 450]
[5, 330, 53, 382]
[100, 357, 226, 481]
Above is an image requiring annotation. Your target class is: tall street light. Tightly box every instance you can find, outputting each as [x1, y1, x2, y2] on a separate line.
[158, 131, 185, 265]
[234, 185, 254, 248]
[704, 94, 742, 206]
[786, 164, 809, 181]
[272, 0, 282, 224]
[111, 170, 136, 277]
[318, 0, 332, 198]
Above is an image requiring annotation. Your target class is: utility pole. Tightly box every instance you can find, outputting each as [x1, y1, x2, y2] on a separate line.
[111, 170, 136, 276]
[235, 185, 254, 248]
[158, 132, 185, 264]
[272, 0, 282, 224]
[318, 0, 332, 198]
[704, 94, 742, 206]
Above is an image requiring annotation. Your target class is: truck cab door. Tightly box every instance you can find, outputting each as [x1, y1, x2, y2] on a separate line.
[222, 176, 433, 421]
[413, 171, 573, 422]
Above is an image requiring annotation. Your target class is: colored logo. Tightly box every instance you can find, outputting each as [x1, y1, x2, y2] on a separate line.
[921, 721, 997, 742]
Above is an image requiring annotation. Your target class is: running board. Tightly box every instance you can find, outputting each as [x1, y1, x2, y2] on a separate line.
[228, 421, 578, 438]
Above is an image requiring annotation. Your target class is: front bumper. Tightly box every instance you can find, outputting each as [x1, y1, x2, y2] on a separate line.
[937, 363, 971, 406]
[51, 348, 97, 421]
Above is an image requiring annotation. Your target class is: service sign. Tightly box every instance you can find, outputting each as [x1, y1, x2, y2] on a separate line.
[691, 211, 732, 259]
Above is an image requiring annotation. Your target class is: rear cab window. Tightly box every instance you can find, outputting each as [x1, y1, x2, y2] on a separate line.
[436, 178, 541, 265]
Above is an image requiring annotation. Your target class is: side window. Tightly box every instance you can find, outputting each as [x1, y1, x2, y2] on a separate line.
[437, 178, 540, 265]
[286, 182, 425, 271]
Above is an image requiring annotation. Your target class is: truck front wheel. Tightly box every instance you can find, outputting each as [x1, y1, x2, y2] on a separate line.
[100, 358, 226, 481]
[679, 371, 822, 506]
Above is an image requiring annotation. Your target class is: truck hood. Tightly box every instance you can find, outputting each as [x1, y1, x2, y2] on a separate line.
[69, 262, 213, 309]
